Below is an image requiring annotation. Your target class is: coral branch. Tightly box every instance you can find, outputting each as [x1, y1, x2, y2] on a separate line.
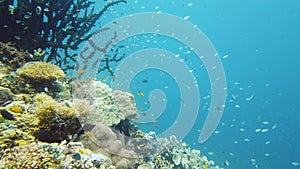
[0, 0, 127, 72]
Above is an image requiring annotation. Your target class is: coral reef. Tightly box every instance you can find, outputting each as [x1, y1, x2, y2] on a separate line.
[17, 61, 65, 82]
[63, 141, 113, 169]
[72, 79, 125, 126]
[129, 131, 175, 155]
[0, 60, 35, 94]
[1, 59, 70, 97]
[0, 127, 35, 149]
[72, 80, 139, 126]
[0, 44, 223, 169]
[33, 93, 80, 142]
[0, 142, 62, 168]
[0, 141, 113, 169]
[83, 123, 138, 168]
[0, 70, 223, 169]
[0, 0, 127, 70]
[16, 61, 71, 98]
[0, 42, 37, 69]
[113, 90, 140, 120]
[167, 142, 219, 169]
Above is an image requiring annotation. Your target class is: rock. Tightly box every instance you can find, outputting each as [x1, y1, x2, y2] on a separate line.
[0, 87, 14, 106]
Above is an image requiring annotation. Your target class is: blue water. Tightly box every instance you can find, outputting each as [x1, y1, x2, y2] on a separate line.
[89, 0, 300, 168]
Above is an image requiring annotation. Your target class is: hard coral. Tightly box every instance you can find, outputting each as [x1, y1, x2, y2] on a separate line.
[113, 90, 140, 120]
[166, 142, 221, 169]
[0, 42, 36, 69]
[83, 123, 137, 168]
[72, 79, 124, 126]
[33, 93, 80, 142]
[0, 142, 62, 168]
[0, 128, 35, 149]
[0, 0, 127, 71]
[18, 61, 65, 82]
[16, 61, 67, 94]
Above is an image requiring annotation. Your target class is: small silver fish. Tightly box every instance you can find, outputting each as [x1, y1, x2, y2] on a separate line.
[66, 25, 74, 30]
[224, 160, 230, 166]
[24, 14, 31, 19]
[14, 35, 21, 40]
[36, 6, 42, 15]
[8, 5, 14, 14]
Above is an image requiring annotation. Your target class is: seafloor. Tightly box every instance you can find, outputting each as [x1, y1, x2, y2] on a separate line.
[0, 43, 223, 169]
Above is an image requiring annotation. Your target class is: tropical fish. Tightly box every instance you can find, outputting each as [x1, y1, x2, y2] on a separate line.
[32, 129, 63, 143]
[0, 109, 16, 120]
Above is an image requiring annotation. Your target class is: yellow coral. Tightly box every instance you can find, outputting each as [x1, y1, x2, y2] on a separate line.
[34, 93, 75, 121]
[33, 93, 77, 138]
[17, 61, 65, 82]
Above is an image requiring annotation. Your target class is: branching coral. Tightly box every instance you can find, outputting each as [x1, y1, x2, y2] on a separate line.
[98, 47, 126, 77]
[0, 0, 127, 71]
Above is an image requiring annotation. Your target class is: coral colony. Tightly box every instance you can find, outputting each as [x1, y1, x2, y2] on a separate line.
[0, 0, 126, 71]
[0, 0, 223, 168]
